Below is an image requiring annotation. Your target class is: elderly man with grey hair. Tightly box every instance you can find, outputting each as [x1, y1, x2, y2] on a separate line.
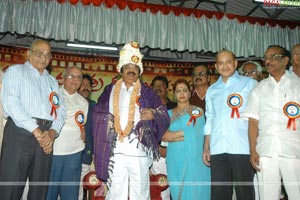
[239, 61, 263, 82]
[290, 43, 300, 78]
[47, 66, 89, 200]
[0, 39, 66, 200]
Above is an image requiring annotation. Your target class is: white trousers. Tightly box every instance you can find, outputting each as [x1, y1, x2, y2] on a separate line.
[106, 154, 152, 200]
[257, 152, 300, 200]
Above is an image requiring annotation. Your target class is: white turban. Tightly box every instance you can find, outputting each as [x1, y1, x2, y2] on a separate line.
[116, 41, 143, 75]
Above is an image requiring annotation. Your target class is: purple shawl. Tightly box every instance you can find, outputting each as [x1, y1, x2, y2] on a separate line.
[92, 80, 170, 182]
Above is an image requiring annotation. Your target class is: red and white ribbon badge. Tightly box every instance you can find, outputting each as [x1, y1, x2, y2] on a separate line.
[227, 93, 243, 119]
[75, 111, 86, 131]
[283, 102, 300, 131]
[187, 107, 203, 126]
[49, 92, 60, 119]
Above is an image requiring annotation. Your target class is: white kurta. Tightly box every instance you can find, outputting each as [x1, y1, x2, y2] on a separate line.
[243, 71, 300, 200]
[106, 82, 152, 200]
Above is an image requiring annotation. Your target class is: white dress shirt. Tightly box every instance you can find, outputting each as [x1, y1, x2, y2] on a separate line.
[242, 71, 300, 158]
[109, 82, 146, 157]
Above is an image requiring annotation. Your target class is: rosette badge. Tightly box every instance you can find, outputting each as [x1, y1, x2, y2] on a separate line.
[75, 111, 86, 131]
[49, 91, 60, 119]
[283, 102, 300, 131]
[187, 106, 203, 126]
[227, 93, 243, 118]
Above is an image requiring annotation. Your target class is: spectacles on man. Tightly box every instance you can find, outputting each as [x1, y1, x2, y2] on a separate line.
[263, 54, 283, 61]
[242, 70, 257, 76]
[30, 50, 52, 60]
[192, 72, 207, 77]
[66, 74, 82, 81]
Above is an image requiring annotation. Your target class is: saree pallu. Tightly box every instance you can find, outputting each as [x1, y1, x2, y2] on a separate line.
[166, 109, 210, 200]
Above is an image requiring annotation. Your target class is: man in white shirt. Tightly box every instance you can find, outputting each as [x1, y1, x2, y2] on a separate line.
[243, 45, 300, 200]
[290, 44, 300, 78]
[47, 66, 89, 200]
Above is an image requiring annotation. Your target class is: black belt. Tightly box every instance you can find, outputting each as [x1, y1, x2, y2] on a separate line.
[33, 118, 53, 127]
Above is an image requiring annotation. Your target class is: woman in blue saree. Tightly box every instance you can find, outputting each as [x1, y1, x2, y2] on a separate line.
[162, 79, 210, 200]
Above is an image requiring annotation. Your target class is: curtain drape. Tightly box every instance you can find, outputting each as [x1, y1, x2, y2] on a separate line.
[0, 0, 299, 57]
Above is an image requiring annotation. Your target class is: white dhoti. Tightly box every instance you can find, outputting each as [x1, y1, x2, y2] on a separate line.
[257, 151, 300, 200]
[106, 154, 152, 200]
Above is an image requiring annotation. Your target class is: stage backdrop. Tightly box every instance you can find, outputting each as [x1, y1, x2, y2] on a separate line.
[0, 44, 224, 102]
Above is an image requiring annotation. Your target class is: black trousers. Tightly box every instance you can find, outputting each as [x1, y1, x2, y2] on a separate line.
[211, 153, 255, 200]
[0, 118, 52, 200]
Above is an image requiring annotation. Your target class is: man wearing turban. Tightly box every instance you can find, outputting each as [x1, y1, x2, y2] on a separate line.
[92, 41, 170, 200]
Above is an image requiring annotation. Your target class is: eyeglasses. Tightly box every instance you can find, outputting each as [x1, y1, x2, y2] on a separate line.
[263, 54, 283, 61]
[192, 72, 207, 77]
[66, 74, 82, 81]
[30, 50, 52, 60]
[242, 70, 257, 76]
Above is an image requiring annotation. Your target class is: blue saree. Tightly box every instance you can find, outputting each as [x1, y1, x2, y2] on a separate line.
[166, 107, 210, 200]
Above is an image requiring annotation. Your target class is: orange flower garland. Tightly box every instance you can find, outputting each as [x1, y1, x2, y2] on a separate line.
[113, 78, 141, 142]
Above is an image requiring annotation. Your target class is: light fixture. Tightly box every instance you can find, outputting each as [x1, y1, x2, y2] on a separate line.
[66, 43, 118, 51]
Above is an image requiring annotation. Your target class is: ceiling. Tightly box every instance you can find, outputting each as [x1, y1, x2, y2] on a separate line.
[0, 0, 299, 62]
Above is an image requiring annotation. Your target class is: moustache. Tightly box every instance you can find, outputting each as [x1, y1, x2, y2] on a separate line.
[155, 89, 162, 93]
[195, 78, 202, 82]
[127, 72, 137, 76]
[83, 89, 91, 93]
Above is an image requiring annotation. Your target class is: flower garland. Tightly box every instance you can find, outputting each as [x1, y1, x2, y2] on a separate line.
[113, 78, 141, 142]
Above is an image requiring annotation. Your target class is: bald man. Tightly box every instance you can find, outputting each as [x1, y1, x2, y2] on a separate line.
[290, 44, 300, 78]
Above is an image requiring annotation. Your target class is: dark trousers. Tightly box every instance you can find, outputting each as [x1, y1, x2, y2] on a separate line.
[211, 153, 255, 200]
[0, 118, 52, 200]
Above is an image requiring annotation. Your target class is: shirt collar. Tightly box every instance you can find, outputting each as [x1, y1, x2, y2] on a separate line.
[62, 86, 79, 98]
[289, 66, 299, 78]
[26, 61, 48, 76]
[216, 70, 240, 85]
[268, 70, 293, 84]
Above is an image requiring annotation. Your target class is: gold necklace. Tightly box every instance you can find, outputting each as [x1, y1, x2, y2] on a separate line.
[113, 78, 141, 142]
